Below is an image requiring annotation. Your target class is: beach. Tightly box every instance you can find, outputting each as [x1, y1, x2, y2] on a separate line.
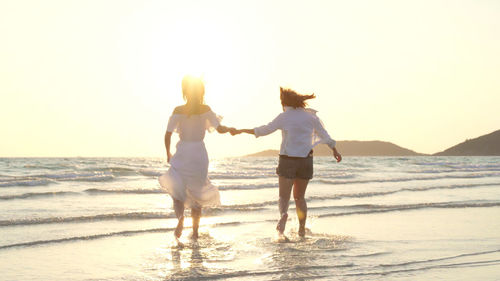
[1, 156, 499, 280]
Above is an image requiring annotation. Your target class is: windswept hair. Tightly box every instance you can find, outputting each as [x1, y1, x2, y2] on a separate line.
[280, 87, 316, 108]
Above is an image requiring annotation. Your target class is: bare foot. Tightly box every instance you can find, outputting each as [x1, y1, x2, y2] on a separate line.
[174, 216, 184, 238]
[298, 225, 306, 237]
[276, 213, 288, 235]
[174, 236, 184, 248]
[277, 232, 290, 243]
[190, 231, 199, 241]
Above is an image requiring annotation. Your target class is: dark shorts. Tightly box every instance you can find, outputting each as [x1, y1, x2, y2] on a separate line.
[276, 152, 313, 180]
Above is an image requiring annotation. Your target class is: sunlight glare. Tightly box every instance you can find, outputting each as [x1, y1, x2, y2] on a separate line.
[165, 18, 238, 108]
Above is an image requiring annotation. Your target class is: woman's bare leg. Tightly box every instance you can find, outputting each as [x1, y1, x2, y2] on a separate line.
[293, 179, 309, 237]
[277, 176, 294, 234]
[191, 207, 202, 240]
[173, 199, 185, 238]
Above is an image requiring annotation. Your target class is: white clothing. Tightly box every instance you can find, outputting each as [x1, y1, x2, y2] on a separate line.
[253, 106, 336, 157]
[158, 110, 221, 208]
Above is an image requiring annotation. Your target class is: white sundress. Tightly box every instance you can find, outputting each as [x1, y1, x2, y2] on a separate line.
[158, 110, 221, 208]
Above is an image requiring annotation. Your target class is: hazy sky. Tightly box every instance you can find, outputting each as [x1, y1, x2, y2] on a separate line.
[1, 0, 499, 157]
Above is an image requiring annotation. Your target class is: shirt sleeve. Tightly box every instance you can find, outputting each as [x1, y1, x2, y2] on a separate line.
[166, 114, 180, 133]
[254, 114, 283, 137]
[313, 115, 336, 149]
[205, 110, 222, 132]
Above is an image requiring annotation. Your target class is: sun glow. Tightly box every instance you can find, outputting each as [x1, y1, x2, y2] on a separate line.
[1, 1, 499, 157]
[162, 17, 240, 108]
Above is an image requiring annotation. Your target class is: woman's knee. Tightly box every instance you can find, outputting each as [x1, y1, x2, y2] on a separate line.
[293, 188, 306, 200]
[293, 196, 305, 201]
[191, 207, 202, 215]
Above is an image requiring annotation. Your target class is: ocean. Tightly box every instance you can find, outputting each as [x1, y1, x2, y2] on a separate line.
[0, 156, 499, 280]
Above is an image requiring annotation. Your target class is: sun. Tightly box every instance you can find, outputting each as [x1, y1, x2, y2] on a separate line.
[160, 17, 239, 108]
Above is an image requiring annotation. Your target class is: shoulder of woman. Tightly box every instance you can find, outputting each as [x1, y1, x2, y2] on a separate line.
[304, 108, 319, 118]
[173, 105, 185, 114]
[201, 104, 211, 113]
[198, 104, 213, 115]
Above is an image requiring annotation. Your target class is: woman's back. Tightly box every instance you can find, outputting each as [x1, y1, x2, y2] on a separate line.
[253, 106, 336, 157]
[167, 105, 221, 142]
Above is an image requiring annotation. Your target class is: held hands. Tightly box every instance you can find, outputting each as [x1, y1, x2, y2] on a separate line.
[229, 128, 254, 136]
[217, 126, 244, 136]
[229, 128, 242, 136]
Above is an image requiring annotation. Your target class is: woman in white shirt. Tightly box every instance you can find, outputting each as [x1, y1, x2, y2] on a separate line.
[234, 87, 342, 238]
[158, 75, 235, 243]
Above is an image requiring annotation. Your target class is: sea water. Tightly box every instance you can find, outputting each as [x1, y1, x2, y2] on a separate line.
[0, 156, 499, 280]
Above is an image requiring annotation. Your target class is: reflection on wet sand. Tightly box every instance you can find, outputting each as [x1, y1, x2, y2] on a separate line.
[265, 232, 354, 280]
[169, 243, 206, 279]
[166, 232, 236, 280]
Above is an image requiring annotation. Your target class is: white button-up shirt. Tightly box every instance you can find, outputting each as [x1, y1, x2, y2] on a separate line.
[254, 106, 336, 157]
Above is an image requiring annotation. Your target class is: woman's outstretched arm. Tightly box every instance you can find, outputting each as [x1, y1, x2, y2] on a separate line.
[232, 114, 283, 136]
[164, 131, 173, 163]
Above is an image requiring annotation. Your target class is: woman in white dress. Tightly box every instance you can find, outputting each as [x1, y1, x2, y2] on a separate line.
[159, 75, 234, 241]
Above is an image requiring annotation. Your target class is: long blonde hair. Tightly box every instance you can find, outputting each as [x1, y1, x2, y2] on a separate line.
[181, 75, 205, 114]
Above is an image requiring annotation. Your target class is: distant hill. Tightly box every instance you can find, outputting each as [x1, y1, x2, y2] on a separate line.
[434, 129, 500, 156]
[245, 150, 281, 157]
[244, 141, 423, 157]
